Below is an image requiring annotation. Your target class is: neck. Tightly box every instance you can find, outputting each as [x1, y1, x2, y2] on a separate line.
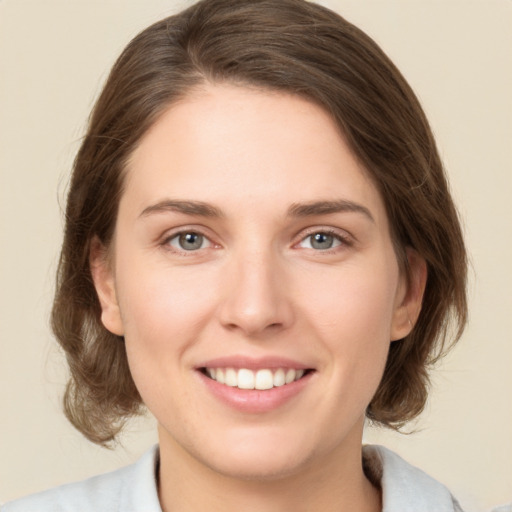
[157, 428, 381, 512]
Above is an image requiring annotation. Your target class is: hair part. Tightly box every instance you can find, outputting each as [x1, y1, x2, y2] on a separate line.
[52, 0, 467, 446]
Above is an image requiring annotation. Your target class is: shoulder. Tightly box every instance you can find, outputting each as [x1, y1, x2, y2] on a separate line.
[1, 446, 161, 512]
[491, 505, 512, 512]
[363, 444, 464, 512]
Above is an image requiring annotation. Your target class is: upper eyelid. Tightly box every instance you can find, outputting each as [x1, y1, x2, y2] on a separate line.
[159, 226, 218, 249]
[294, 225, 353, 242]
[157, 224, 353, 247]
[160, 225, 214, 240]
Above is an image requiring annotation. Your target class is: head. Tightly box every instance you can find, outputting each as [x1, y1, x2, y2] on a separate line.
[53, 0, 467, 447]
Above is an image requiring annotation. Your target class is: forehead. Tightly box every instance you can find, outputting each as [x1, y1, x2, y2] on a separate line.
[122, 84, 387, 226]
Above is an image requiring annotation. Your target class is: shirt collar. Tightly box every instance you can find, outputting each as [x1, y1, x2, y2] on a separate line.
[119, 445, 162, 512]
[363, 445, 462, 512]
[126, 444, 462, 512]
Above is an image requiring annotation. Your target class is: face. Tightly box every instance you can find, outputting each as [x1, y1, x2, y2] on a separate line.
[92, 84, 422, 480]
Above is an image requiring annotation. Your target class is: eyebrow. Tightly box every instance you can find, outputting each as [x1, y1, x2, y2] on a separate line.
[287, 200, 375, 223]
[139, 200, 224, 218]
[139, 198, 374, 223]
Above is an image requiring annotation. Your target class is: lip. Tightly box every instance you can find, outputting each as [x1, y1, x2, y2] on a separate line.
[195, 355, 315, 414]
[196, 355, 312, 371]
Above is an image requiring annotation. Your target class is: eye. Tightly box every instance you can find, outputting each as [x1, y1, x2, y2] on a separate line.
[167, 231, 212, 251]
[298, 231, 344, 250]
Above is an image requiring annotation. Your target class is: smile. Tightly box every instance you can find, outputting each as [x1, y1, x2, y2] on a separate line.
[202, 367, 309, 390]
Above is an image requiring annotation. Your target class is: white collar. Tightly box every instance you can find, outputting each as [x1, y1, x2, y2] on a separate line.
[363, 445, 463, 512]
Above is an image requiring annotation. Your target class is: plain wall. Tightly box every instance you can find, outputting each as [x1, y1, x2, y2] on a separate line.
[1, 1, 511, 510]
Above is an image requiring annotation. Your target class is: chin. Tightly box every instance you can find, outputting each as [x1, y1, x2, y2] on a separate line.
[205, 449, 313, 482]
[191, 430, 320, 482]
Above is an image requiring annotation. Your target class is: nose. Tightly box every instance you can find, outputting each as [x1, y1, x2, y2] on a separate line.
[217, 249, 294, 337]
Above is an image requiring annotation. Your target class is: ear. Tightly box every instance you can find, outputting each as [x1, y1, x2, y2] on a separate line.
[390, 247, 427, 341]
[89, 236, 124, 336]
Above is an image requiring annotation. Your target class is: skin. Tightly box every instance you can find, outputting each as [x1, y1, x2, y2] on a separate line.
[91, 84, 426, 512]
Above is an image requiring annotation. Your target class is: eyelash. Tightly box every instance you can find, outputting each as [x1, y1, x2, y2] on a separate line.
[295, 227, 353, 253]
[160, 227, 352, 255]
[161, 228, 215, 255]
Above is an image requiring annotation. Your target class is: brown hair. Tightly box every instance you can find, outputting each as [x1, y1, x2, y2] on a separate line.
[52, 0, 467, 445]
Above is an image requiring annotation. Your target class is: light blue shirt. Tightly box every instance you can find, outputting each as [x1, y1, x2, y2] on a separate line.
[1, 445, 468, 511]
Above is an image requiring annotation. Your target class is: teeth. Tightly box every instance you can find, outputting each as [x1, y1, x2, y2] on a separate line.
[205, 367, 308, 390]
[285, 369, 296, 384]
[216, 368, 225, 384]
[273, 368, 285, 387]
[238, 368, 255, 389]
[225, 368, 237, 387]
[255, 369, 273, 390]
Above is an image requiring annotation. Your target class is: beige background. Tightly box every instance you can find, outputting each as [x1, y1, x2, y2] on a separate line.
[1, 0, 511, 510]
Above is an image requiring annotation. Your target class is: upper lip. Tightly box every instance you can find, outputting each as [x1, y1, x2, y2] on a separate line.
[196, 355, 314, 371]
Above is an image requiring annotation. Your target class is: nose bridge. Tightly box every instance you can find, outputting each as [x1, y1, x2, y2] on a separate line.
[218, 242, 292, 335]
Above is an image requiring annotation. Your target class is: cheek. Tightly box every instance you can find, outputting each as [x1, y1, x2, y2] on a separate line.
[298, 258, 399, 346]
[296, 256, 399, 402]
[116, 265, 220, 420]
[116, 249, 215, 332]
[113, 253, 219, 383]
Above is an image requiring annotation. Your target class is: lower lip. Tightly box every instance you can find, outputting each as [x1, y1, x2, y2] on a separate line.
[198, 370, 314, 413]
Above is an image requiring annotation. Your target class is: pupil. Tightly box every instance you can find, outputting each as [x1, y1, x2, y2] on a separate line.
[179, 232, 202, 250]
[311, 233, 333, 250]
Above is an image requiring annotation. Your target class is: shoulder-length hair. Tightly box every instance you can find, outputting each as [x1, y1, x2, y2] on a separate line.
[52, 0, 467, 445]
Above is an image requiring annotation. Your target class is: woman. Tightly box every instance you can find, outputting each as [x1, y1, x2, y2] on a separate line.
[3, 0, 469, 510]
